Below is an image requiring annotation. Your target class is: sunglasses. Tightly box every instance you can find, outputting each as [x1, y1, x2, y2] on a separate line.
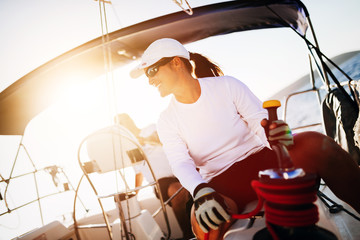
[145, 57, 174, 78]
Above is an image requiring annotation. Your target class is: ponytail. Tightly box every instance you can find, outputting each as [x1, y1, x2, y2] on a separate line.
[189, 52, 224, 78]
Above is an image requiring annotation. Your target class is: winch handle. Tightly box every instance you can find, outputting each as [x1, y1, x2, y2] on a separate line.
[263, 100, 294, 170]
[263, 100, 281, 123]
[263, 100, 281, 146]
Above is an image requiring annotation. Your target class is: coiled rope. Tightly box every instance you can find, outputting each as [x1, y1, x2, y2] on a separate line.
[204, 175, 319, 240]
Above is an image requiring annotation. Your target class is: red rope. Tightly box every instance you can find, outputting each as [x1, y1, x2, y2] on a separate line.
[265, 204, 318, 226]
[204, 177, 319, 240]
[252, 179, 319, 227]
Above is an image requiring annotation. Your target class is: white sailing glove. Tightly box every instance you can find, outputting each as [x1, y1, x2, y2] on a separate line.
[268, 120, 294, 148]
[193, 184, 231, 233]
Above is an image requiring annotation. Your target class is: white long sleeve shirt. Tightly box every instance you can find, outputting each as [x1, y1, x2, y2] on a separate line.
[157, 76, 269, 195]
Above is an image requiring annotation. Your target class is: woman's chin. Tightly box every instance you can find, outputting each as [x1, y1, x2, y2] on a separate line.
[159, 90, 170, 98]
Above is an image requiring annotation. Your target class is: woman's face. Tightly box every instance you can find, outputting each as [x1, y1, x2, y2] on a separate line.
[147, 58, 178, 98]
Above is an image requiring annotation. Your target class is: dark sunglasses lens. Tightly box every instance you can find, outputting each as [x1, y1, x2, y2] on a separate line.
[145, 58, 172, 78]
[146, 66, 158, 77]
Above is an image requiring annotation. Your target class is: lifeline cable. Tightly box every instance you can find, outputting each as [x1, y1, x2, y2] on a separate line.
[317, 191, 360, 221]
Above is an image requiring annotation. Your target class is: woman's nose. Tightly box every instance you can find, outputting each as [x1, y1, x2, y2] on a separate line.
[148, 77, 154, 86]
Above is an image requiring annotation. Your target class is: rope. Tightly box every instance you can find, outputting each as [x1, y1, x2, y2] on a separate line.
[204, 177, 319, 240]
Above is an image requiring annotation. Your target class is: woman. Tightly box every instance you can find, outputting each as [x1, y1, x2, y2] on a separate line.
[130, 38, 360, 238]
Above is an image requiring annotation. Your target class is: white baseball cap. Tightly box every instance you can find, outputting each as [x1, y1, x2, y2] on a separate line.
[130, 38, 190, 78]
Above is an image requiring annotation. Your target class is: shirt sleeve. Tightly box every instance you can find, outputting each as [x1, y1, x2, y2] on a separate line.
[226, 76, 270, 147]
[157, 112, 206, 195]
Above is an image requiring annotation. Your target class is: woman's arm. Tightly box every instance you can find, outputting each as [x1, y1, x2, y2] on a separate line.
[227, 77, 269, 146]
[157, 114, 206, 195]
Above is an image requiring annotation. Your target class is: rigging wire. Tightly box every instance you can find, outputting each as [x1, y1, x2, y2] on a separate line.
[3, 135, 24, 213]
[172, 0, 193, 15]
[110, 1, 124, 27]
[97, 0, 120, 121]
[94, 2, 136, 239]
[265, 5, 358, 109]
[97, 0, 121, 199]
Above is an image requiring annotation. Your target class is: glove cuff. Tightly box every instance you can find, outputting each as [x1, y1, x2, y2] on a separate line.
[193, 183, 210, 197]
[194, 185, 215, 200]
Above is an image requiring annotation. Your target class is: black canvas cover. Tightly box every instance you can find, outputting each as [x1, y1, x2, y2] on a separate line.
[322, 88, 360, 164]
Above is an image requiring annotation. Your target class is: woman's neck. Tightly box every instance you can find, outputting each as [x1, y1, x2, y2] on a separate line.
[174, 76, 201, 104]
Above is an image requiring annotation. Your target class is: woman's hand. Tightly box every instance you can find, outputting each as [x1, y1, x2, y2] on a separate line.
[193, 185, 231, 233]
[261, 119, 294, 148]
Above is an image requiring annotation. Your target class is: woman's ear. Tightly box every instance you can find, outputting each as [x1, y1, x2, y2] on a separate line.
[172, 56, 182, 67]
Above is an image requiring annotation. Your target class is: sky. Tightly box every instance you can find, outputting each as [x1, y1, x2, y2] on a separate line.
[0, 0, 359, 238]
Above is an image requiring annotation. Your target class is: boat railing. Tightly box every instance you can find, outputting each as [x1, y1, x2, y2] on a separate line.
[282, 88, 323, 132]
[282, 78, 360, 133]
[0, 165, 87, 222]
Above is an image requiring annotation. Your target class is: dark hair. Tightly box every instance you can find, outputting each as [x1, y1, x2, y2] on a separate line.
[180, 52, 224, 78]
